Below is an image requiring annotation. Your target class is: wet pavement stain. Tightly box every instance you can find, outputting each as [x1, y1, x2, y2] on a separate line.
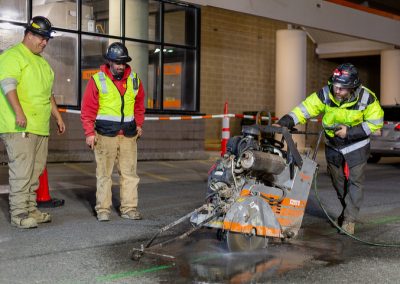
[133, 228, 345, 283]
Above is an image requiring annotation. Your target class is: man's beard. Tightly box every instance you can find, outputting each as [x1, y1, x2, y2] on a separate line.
[335, 92, 352, 103]
[335, 95, 344, 102]
[112, 69, 124, 80]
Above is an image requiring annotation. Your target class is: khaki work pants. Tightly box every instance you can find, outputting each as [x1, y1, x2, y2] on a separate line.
[94, 133, 140, 215]
[0, 133, 48, 217]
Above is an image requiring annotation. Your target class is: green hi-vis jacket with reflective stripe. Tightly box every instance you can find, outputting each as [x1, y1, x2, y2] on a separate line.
[288, 85, 384, 167]
[0, 43, 54, 135]
[92, 71, 139, 137]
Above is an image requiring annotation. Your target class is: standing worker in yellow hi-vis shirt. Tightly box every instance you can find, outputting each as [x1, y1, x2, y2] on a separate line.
[0, 16, 66, 229]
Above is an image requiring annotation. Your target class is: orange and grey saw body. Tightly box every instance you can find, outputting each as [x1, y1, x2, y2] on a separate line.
[190, 124, 319, 251]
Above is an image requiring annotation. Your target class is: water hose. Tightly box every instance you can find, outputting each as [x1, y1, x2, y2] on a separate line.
[313, 171, 400, 247]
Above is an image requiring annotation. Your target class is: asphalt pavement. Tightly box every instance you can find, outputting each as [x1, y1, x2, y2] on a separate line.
[0, 153, 400, 283]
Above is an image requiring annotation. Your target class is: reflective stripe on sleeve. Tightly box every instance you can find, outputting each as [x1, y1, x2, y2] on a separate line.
[367, 118, 384, 125]
[288, 112, 299, 125]
[0, 78, 17, 94]
[361, 122, 371, 136]
[298, 103, 311, 119]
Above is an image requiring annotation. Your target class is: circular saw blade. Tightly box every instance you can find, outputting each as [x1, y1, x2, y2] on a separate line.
[226, 231, 268, 252]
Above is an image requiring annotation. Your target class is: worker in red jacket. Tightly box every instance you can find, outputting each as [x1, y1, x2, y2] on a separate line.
[81, 42, 145, 222]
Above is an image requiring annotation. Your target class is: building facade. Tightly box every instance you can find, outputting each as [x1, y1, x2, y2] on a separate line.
[0, 0, 398, 161]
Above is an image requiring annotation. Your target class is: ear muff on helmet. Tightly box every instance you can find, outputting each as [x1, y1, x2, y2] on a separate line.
[26, 16, 54, 39]
[104, 42, 132, 63]
[330, 63, 360, 89]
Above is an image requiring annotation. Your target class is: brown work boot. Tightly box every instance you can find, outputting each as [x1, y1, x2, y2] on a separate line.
[121, 209, 142, 220]
[11, 213, 38, 229]
[29, 209, 52, 224]
[341, 221, 355, 234]
[97, 212, 110, 222]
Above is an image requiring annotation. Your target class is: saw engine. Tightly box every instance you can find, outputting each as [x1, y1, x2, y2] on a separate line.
[190, 124, 318, 251]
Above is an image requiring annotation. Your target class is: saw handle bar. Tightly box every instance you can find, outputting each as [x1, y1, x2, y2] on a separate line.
[132, 204, 223, 260]
[142, 204, 207, 250]
[151, 207, 222, 249]
[259, 125, 303, 169]
[260, 125, 326, 163]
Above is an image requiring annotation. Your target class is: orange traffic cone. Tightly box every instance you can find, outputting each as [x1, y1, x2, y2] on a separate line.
[220, 101, 230, 156]
[36, 167, 64, 208]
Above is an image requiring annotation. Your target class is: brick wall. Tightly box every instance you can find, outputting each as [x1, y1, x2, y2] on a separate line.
[199, 7, 347, 149]
[200, 7, 287, 149]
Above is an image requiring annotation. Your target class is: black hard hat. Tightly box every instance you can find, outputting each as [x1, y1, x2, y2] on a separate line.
[26, 16, 53, 39]
[330, 63, 360, 89]
[104, 42, 132, 63]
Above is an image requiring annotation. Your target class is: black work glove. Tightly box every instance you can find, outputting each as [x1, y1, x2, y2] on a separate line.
[277, 115, 295, 129]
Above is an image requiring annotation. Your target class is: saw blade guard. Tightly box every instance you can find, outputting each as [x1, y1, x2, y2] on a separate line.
[223, 195, 282, 238]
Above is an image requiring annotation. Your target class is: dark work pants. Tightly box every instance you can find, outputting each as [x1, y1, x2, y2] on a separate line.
[327, 161, 366, 222]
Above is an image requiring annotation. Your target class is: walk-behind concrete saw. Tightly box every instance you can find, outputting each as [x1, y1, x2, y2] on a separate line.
[132, 122, 319, 260]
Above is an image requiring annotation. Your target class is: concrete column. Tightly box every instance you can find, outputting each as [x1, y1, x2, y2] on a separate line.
[381, 49, 400, 106]
[108, 0, 121, 36]
[125, 0, 149, 96]
[275, 29, 307, 148]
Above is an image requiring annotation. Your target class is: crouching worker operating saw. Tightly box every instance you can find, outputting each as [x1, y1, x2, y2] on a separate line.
[274, 63, 383, 234]
[81, 42, 145, 222]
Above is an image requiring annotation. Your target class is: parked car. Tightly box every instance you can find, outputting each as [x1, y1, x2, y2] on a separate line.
[369, 105, 400, 163]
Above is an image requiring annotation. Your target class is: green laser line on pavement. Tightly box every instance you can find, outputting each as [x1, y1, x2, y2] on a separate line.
[96, 264, 174, 282]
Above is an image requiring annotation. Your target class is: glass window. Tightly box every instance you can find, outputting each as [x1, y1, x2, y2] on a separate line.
[125, 0, 160, 42]
[163, 46, 196, 111]
[0, 23, 24, 52]
[164, 3, 196, 46]
[0, 0, 199, 113]
[43, 32, 78, 106]
[125, 41, 160, 107]
[136, 43, 161, 109]
[33, 1, 78, 30]
[0, 0, 27, 22]
[81, 35, 110, 96]
[82, 0, 121, 36]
